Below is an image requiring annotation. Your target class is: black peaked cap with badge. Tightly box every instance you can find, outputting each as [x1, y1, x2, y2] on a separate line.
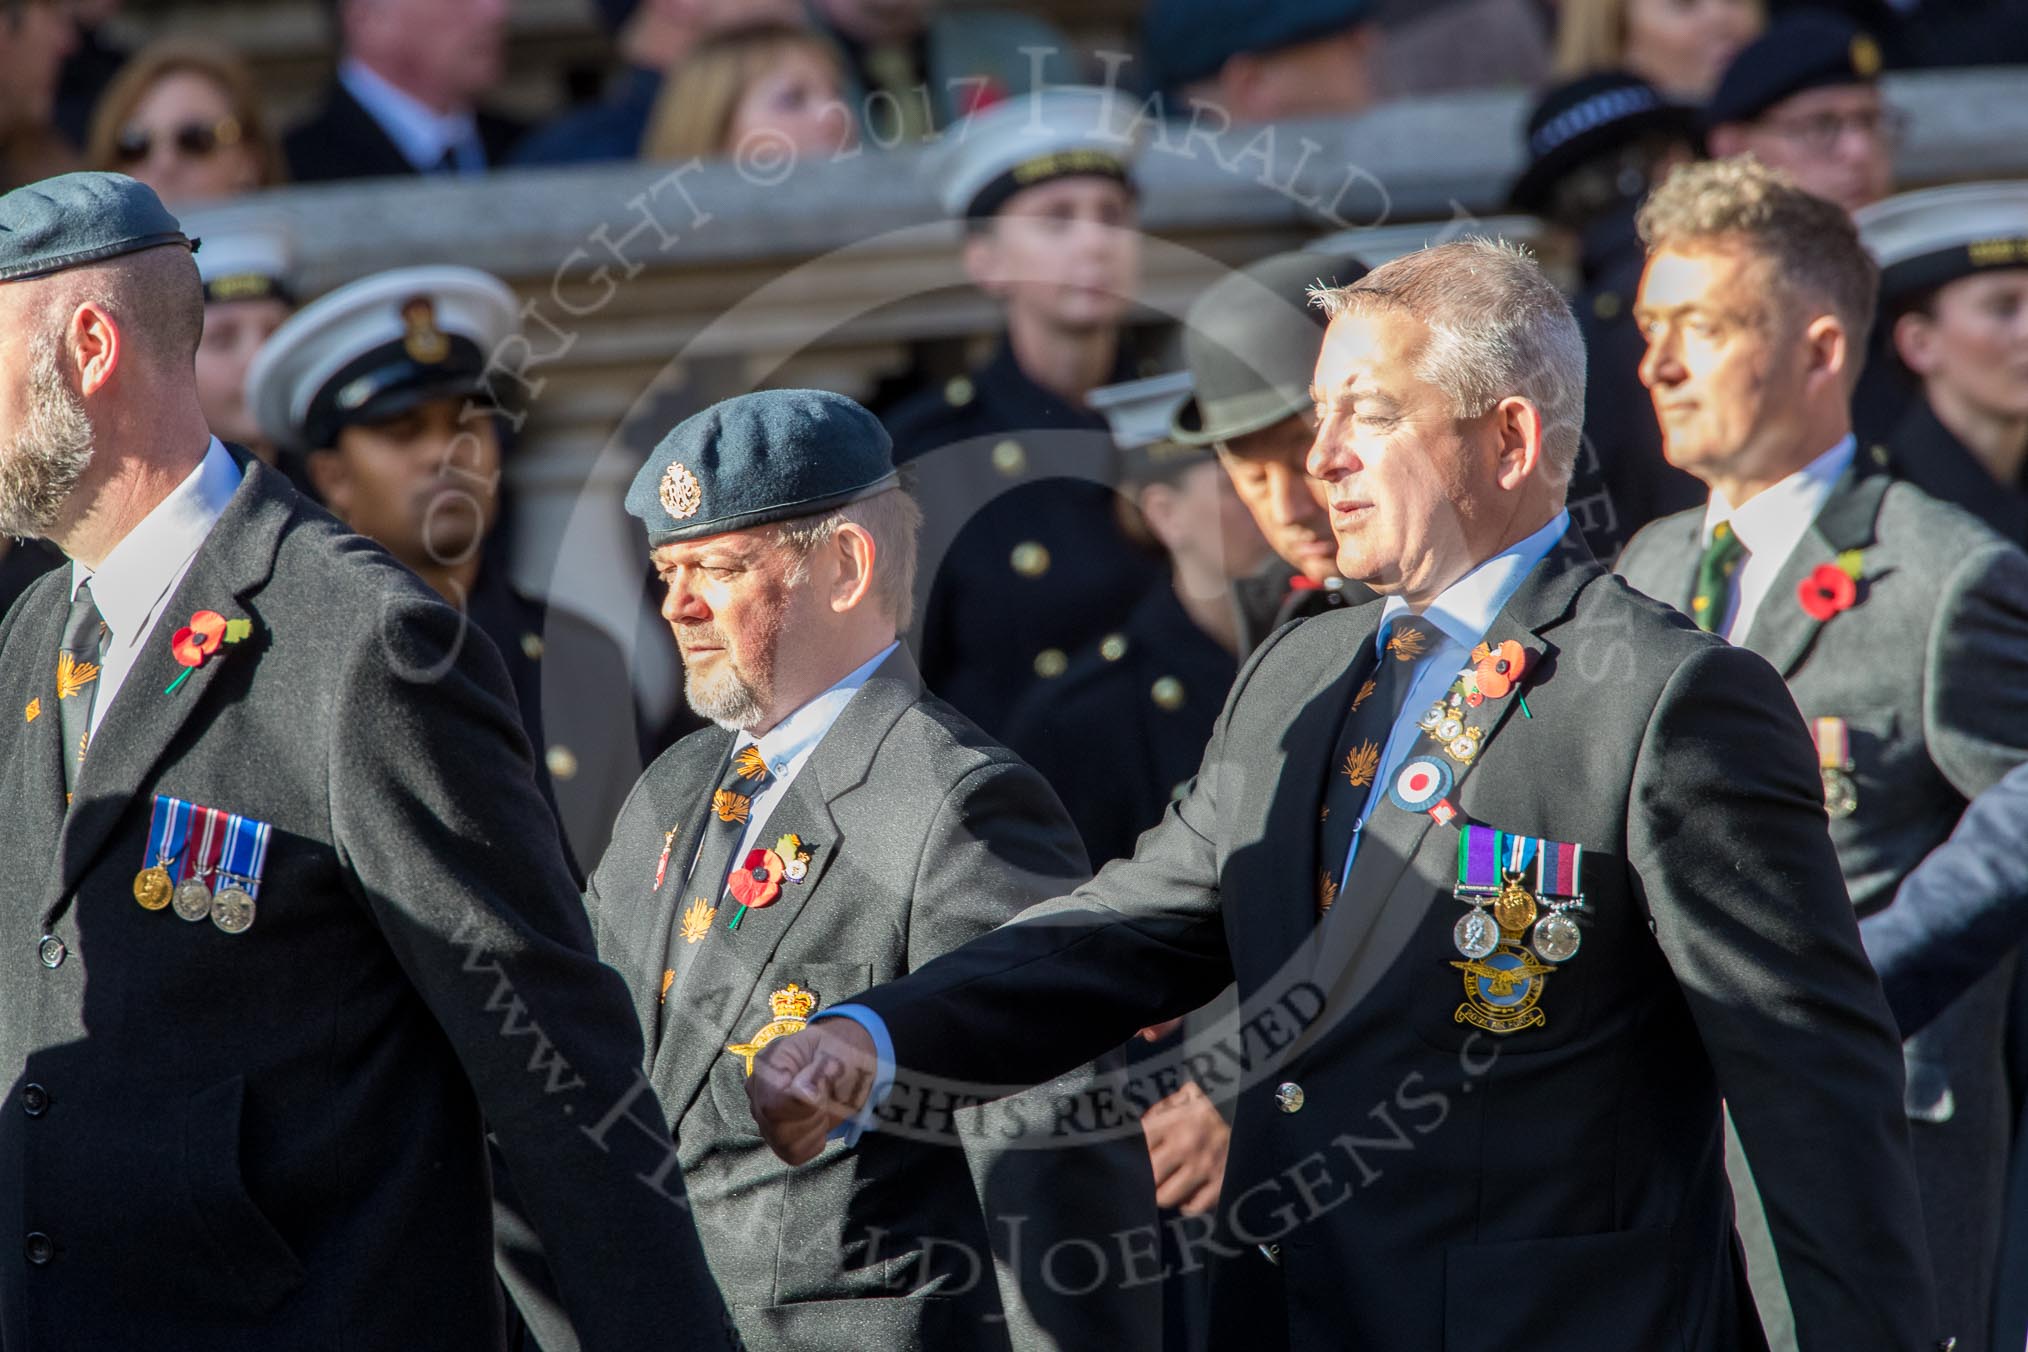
[1510, 71, 1699, 216]
[0, 170, 194, 283]
[625, 389, 901, 545]
[1706, 8, 1884, 129]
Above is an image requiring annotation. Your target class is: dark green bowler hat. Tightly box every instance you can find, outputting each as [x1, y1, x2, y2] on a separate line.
[627, 390, 900, 547]
[1170, 248, 1368, 447]
[0, 171, 195, 283]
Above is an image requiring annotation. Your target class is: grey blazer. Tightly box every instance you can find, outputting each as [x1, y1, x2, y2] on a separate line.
[1618, 463, 2028, 1352]
[0, 455, 723, 1351]
[508, 649, 1160, 1352]
[844, 537, 1941, 1351]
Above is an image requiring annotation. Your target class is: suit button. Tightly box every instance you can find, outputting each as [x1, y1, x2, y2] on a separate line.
[37, 936, 65, 969]
[21, 1084, 48, 1117]
[24, 1232, 53, 1265]
[1275, 1081, 1305, 1113]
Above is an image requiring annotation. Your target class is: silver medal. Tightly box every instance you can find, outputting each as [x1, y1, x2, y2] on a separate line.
[1453, 908, 1499, 959]
[171, 877, 213, 922]
[1532, 911, 1582, 963]
[210, 886, 256, 935]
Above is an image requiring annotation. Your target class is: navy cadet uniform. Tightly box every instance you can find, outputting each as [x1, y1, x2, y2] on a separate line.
[1003, 372, 1237, 869]
[246, 266, 640, 870]
[884, 87, 1167, 738]
[1855, 181, 2028, 547]
[1509, 72, 1703, 556]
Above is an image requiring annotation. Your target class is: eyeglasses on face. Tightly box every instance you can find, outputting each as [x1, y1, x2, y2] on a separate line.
[1757, 106, 1910, 153]
[114, 116, 243, 163]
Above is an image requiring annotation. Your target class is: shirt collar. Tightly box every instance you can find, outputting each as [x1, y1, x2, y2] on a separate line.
[1701, 435, 1856, 555]
[71, 438, 240, 639]
[1374, 510, 1570, 656]
[339, 59, 479, 170]
[737, 641, 900, 779]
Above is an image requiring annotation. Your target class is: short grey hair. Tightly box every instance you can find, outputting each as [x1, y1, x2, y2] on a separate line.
[1309, 238, 1588, 485]
[773, 486, 923, 631]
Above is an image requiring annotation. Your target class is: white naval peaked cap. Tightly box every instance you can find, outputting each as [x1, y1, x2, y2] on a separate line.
[931, 84, 1147, 220]
[179, 203, 297, 305]
[244, 264, 518, 455]
[1854, 181, 2028, 303]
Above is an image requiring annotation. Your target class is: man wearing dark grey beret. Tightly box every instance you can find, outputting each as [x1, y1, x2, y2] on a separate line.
[0, 172, 729, 1350]
[495, 388, 1157, 1352]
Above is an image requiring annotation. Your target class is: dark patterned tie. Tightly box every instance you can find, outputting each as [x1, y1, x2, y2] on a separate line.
[1690, 521, 1747, 633]
[659, 744, 771, 1019]
[57, 580, 105, 805]
[1315, 617, 1434, 916]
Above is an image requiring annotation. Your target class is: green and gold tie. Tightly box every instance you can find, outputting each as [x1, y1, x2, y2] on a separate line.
[1690, 521, 1747, 633]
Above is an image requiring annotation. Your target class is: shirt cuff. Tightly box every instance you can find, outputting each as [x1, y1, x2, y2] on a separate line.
[809, 1004, 895, 1146]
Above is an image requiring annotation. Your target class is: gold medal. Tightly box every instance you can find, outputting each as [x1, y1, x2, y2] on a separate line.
[171, 877, 213, 922]
[1492, 875, 1537, 936]
[133, 865, 173, 911]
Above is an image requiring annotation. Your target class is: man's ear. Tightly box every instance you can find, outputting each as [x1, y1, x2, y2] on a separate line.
[829, 522, 878, 614]
[1803, 313, 1851, 390]
[71, 301, 122, 399]
[1491, 395, 1546, 492]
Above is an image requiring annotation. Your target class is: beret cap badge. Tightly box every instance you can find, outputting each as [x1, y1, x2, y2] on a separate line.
[660, 462, 704, 519]
[1850, 33, 1882, 77]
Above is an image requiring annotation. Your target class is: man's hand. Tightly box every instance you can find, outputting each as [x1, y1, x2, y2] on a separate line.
[1141, 1080, 1230, 1215]
[746, 1018, 880, 1165]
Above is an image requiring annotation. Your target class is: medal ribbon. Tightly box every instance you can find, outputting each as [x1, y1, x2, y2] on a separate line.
[219, 813, 272, 899]
[1813, 716, 1850, 770]
[1502, 832, 1539, 878]
[145, 795, 194, 871]
[1456, 825, 1502, 894]
[179, 804, 228, 885]
[1537, 839, 1583, 900]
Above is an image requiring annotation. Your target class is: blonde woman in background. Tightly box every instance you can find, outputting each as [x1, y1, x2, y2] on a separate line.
[1554, 0, 1762, 99]
[642, 20, 857, 163]
[87, 37, 284, 205]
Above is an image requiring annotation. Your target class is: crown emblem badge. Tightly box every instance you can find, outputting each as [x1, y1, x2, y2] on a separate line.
[725, 983, 818, 1075]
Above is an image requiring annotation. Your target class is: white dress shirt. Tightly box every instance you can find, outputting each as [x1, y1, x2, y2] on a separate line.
[68, 438, 241, 736]
[339, 59, 486, 173]
[1699, 436, 1855, 643]
[725, 641, 898, 861]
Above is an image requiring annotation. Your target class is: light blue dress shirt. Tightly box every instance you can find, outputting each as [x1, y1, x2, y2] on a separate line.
[820, 512, 1571, 1142]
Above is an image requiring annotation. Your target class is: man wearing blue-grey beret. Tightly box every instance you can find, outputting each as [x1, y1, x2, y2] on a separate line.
[0, 172, 728, 1349]
[496, 388, 1156, 1352]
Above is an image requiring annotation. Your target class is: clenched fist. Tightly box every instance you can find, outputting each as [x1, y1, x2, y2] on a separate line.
[745, 1017, 880, 1164]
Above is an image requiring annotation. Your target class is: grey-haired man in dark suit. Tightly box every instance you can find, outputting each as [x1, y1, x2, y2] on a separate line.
[752, 238, 1944, 1350]
[1617, 157, 2028, 1352]
[0, 173, 724, 1348]
[501, 390, 1156, 1352]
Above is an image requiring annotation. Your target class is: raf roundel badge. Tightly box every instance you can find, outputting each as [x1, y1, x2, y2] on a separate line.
[660, 462, 704, 520]
[1385, 756, 1454, 814]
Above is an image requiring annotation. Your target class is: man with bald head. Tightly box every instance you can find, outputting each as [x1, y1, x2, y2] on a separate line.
[750, 238, 1943, 1349]
[0, 173, 726, 1349]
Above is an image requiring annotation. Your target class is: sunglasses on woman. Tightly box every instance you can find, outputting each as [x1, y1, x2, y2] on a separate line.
[114, 116, 243, 163]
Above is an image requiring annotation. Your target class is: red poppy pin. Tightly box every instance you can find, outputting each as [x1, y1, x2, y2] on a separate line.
[164, 611, 255, 693]
[724, 848, 785, 930]
[1797, 550, 1863, 622]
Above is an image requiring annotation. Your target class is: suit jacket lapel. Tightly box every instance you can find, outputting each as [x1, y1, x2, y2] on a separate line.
[42, 456, 289, 928]
[1740, 468, 1889, 678]
[653, 649, 920, 1123]
[1305, 538, 1597, 1014]
[3, 580, 73, 897]
[638, 728, 733, 1049]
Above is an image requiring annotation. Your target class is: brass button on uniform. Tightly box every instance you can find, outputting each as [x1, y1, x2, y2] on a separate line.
[36, 936, 64, 969]
[1275, 1081, 1305, 1114]
[944, 375, 975, 407]
[545, 745, 580, 781]
[1098, 634, 1128, 662]
[1151, 676, 1185, 711]
[520, 632, 545, 661]
[1033, 649, 1068, 679]
[1010, 542, 1051, 577]
[991, 439, 1027, 476]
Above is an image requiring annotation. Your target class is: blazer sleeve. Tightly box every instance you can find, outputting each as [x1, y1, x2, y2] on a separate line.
[850, 631, 1292, 1094]
[1627, 641, 1939, 1351]
[905, 756, 1161, 1352]
[326, 592, 728, 1350]
[1862, 760, 2028, 1038]
[1923, 539, 2028, 799]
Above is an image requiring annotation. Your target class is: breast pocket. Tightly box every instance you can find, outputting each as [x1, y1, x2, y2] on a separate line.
[708, 962, 875, 1134]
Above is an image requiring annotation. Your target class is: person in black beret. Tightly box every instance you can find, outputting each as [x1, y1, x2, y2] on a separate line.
[0, 171, 725, 1350]
[245, 262, 646, 874]
[1142, 0, 1382, 120]
[885, 86, 1168, 739]
[1856, 180, 2028, 546]
[1510, 71, 1704, 554]
[1705, 7, 1899, 215]
[493, 387, 1158, 1352]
